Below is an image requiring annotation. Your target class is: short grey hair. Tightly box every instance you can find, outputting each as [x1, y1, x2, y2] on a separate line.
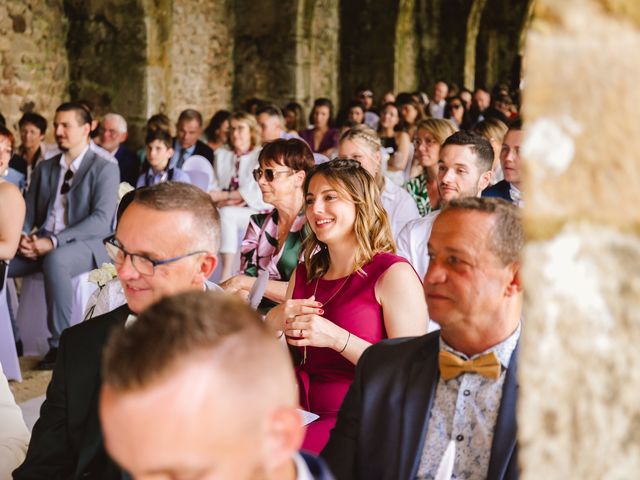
[441, 197, 523, 265]
[103, 113, 128, 133]
[132, 182, 221, 253]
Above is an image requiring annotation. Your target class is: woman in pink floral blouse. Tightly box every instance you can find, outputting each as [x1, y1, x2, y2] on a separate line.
[220, 138, 315, 308]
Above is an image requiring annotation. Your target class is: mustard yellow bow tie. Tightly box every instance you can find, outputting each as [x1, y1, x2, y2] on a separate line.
[438, 350, 501, 381]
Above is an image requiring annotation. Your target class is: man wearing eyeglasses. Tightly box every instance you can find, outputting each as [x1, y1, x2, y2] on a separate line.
[9, 101, 120, 370]
[482, 120, 524, 207]
[13, 182, 221, 480]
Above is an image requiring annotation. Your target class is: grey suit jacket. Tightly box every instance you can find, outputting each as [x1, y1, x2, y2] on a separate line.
[23, 149, 120, 266]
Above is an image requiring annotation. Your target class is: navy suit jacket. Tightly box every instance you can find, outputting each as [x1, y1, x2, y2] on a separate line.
[300, 451, 335, 479]
[114, 145, 140, 186]
[482, 179, 513, 202]
[321, 332, 519, 480]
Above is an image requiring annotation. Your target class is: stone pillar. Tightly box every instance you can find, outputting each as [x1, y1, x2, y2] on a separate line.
[520, 1, 640, 478]
[394, 0, 418, 93]
[0, 0, 68, 141]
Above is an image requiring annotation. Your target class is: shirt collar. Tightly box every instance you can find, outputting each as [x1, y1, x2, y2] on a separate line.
[440, 322, 521, 369]
[61, 145, 89, 172]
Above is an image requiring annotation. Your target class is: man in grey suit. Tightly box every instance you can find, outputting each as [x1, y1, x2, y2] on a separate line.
[9, 102, 119, 369]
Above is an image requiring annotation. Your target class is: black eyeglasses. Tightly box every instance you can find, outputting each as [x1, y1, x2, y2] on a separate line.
[252, 167, 293, 182]
[60, 169, 74, 195]
[450, 104, 463, 110]
[103, 235, 208, 276]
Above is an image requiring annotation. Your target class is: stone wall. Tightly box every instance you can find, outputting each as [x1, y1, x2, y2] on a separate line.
[233, 0, 298, 109]
[65, 0, 148, 145]
[520, 0, 640, 477]
[0, 0, 68, 141]
[169, 0, 233, 124]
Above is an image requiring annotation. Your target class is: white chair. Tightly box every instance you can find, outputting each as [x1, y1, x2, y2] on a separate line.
[0, 273, 21, 381]
[181, 155, 214, 192]
[17, 272, 97, 356]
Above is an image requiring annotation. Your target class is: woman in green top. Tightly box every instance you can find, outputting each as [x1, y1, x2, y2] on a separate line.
[221, 138, 315, 306]
[404, 118, 458, 216]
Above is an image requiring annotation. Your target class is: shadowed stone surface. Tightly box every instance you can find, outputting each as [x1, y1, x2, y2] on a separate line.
[521, 0, 640, 478]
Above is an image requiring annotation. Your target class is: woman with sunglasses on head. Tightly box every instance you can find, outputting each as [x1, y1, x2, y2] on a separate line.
[221, 138, 315, 307]
[266, 159, 428, 453]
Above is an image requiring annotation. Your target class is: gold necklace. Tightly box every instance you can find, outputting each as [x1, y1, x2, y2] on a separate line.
[301, 273, 352, 365]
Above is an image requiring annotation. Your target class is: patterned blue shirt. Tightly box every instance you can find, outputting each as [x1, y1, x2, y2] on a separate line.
[416, 324, 521, 479]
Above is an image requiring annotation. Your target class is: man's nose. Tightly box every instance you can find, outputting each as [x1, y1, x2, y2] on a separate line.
[116, 254, 139, 280]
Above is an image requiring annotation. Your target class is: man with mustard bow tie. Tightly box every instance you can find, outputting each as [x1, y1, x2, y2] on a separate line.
[322, 197, 524, 480]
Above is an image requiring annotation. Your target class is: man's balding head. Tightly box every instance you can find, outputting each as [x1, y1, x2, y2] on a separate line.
[99, 292, 303, 480]
[114, 183, 220, 313]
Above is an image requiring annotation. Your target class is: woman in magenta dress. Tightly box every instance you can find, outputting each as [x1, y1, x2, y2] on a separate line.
[267, 159, 428, 453]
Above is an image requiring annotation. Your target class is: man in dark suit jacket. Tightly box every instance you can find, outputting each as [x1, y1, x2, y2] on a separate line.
[13, 183, 221, 480]
[322, 197, 524, 480]
[171, 109, 214, 167]
[99, 291, 334, 480]
[9, 102, 119, 368]
[482, 121, 523, 206]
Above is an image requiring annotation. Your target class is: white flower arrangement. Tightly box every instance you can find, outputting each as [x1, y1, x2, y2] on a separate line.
[118, 181, 134, 201]
[88, 263, 118, 288]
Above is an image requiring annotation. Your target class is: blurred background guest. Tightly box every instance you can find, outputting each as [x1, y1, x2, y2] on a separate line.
[209, 111, 271, 281]
[283, 101, 307, 135]
[473, 117, 509, 184]
[377, 102, 412, 185]
[404, 119, 458, 216]
[338, 125, 419, 237]
[204, 109, 231, 154]
[300, 98, 340, 157]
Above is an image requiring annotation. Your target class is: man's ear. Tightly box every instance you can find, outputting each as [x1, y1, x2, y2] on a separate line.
[478, 170, 493, 192]
[198, 253, 218, 282]
[505, 261, 522, 297]
[263, 407, 305, 471]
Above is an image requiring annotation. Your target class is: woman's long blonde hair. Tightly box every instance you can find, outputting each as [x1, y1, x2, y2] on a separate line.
[302, 159, 395, 281]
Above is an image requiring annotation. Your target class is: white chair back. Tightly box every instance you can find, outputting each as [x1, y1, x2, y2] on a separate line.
[181, 155, 214, 192]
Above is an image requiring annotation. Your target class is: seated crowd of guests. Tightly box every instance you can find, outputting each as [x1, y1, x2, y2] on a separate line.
[0, 80, 525, 479]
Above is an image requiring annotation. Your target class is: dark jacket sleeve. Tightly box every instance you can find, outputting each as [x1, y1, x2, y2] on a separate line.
[13, 331, 76, 479]
[320, 345, 373, 480]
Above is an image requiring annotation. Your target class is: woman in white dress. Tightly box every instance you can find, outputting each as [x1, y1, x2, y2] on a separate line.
[209, 111, 271, 280]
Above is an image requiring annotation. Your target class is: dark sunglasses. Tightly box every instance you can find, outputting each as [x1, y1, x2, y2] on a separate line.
[60, 169, 74, 194]
[450, 104, 463, 110]
[252, 167, 293, 182]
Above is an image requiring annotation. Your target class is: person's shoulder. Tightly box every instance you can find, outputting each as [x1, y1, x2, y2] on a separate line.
[361, 332, 439, 370]
[299, 451, 335, 480]
[402, 210, 439, 236]
[369, 252, 410, 271]
[0, 178, 23, 198]
[62, 304, 129, 344]
[482, 180, 510, 198]
[214, 146, 233, 161]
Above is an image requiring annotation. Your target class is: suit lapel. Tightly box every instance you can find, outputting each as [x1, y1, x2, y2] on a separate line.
[70, 149, 95, 192]
[486, 341, 519, 480]
[46, 159, 61, 218]
[399, 336, 440, 479]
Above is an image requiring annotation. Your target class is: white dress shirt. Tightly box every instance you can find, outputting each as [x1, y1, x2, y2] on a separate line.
[396, 210, 440, 281]
[381, 177, 420, 240]
[43, 146, 89, 236]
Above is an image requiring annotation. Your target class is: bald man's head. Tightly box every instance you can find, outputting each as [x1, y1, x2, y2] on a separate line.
[100, 292, 302, 480]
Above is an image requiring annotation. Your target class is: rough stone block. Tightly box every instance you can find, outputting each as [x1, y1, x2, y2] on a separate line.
[521, 224, 640, 479]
